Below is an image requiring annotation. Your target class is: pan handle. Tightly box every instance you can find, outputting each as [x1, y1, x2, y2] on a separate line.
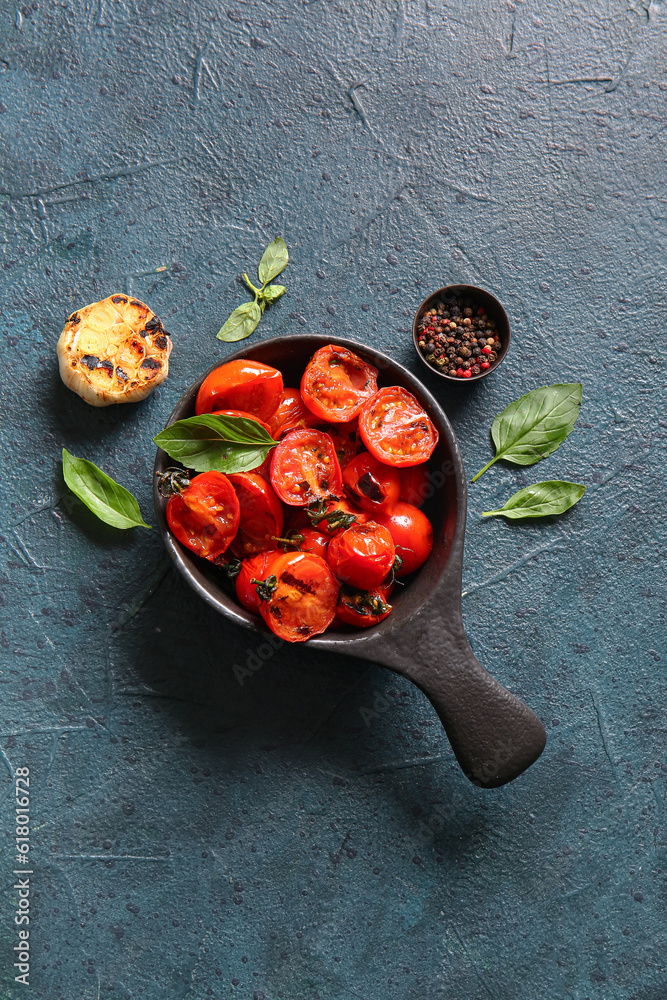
[370, 622, 546, 788]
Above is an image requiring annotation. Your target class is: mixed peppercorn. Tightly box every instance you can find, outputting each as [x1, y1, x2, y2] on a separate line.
[416, 294, 502, 379]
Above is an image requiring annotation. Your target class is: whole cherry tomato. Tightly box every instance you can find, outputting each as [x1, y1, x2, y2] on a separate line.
[166, 472, 240, 561]
[255, 550, 340, 642]
[195, 360, 283, 422]
[301, 345, 378, 423]
[335, 584, 393, 628]
[270, 428, 342, 506]
[343, 452, 401, 514]
[318, 419, 360, 467]
[327, 520, 395, 590]
[304, 496, 367, 535]
[398, 465, 430, 508]
[358, 386, 438, 467]
[372, 502, 433, 577]
[267, 389, 319, 439]
[235, 550, 282, 613]
[227, 472, 284, 557]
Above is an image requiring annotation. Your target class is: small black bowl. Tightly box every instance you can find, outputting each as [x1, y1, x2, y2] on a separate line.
[412, 283, 511, 383]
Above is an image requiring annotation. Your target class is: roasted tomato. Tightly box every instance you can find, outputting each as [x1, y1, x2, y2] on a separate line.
[358, 386, 438, 467]
[267, 389, 319, 439]
[195, 360, 283, 421]
[305, 496, 367, 535]
[301, 345, 378, 423]
[166, 472, 240, 561]
[343, 452, 401, 514]
[211, 408, 273, 435]
[327, 521, 395, 590]
[269, 428, 342, 506]
[227, 472, 284, 557]
[256, 550, 340, 642]
[399, 465, 430, 507]
[324, 419, 361, 467]
[372, 502, 433, 577]
[235, 550, 281, 613]
[335, 584, 393, 628]
[275, 527, 329, 559]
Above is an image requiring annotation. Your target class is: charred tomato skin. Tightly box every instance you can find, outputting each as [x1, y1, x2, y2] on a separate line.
[301, 345, 378, 423]
[372, 501, 433, 577]
[256, 550, 340, 642]
[269, 428, 342, 506]
[343, 452, 401, 514]
[358, 386, 438, 467]
[166, 471, 240, 561]
[195, 360, 283, 422]
[327, 520, 396, 591]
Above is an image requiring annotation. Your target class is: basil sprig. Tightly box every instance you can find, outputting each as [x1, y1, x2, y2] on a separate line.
[62, 449, 151, 529]
[153, 413, 277, 474]
[217, 237, 288, 342]
[472, 383, 582, 482]
[482, 480, 586, 519]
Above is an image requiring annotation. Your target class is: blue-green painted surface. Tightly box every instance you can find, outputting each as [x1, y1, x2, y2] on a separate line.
[1, 1, 666, 997]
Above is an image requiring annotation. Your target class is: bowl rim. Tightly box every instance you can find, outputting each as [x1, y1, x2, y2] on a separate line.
[412, 282, 511, 383]
[153, 332, 467, 649]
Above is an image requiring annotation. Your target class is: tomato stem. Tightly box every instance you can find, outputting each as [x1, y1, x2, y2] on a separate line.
[471, 456, 498, 482]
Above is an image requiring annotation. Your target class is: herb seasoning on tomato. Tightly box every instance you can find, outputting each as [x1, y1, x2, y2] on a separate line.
[255, 550, 340, 642]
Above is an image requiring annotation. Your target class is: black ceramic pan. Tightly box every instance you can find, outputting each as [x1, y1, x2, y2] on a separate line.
[153, 334, 546, 788]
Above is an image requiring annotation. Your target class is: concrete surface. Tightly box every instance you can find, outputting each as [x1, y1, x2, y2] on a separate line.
[0, 0, 665, 997]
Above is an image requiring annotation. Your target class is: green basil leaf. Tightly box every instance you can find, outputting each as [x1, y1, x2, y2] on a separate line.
[216, 301, 261, 342]
[154, 413, 277, 474]
[472, 383, 582, 481]
[260, 283, 286, 305]
[62, 449, 151, 529]
[482, 480, 586, 519]
[258, 237, 289, 285]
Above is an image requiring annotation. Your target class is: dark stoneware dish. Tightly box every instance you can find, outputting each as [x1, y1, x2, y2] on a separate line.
[412, 283, 512, 383]
[153, 334, 546, 788]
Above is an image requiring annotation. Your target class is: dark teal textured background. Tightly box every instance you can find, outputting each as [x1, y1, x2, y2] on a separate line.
[1, 0, 666, 997]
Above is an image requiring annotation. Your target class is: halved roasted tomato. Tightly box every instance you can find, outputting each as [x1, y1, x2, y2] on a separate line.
[166, 472, 240, 561]
[301, 345, 378, 423]
[269, 428, 342, 506]
[195, 360, 283, 421]
[255, 550, 340, 642]
[358, 386, 438, 467]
